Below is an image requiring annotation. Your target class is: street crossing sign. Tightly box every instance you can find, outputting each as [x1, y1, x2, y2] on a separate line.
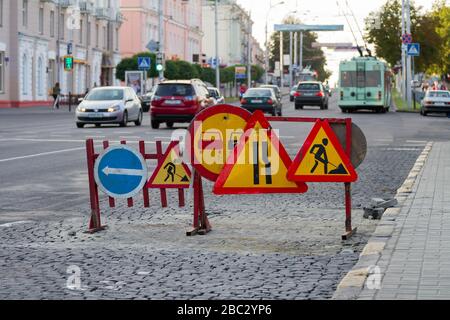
[287, 120, 357, 183]
[406, 43, 420, 56]
[190, 105, 252, 182]
[138, 57, 151, 70]
[147, 141, 191, 188]
[213, 111, 308, 194]
[94, 145, 148, 198]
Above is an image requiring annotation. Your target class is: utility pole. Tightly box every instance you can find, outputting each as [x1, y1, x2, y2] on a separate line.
[279, 31, 283, 88]
[401, 0, 406, 100]
[56, 0, 61, 88]
[158, 0, 164, 80]
[215, 0, 220, 90]
[294, 32, 297, 83]
[299, 31, 303, 72]
[247, 12, 252, 88]
[406, 0, 412, 108]
[289, 32, 293, 88]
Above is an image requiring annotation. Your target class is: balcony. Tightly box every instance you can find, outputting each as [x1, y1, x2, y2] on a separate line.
[79, 1, 94, 14]
[95, 7, 111, 20]
[59, 0, 76, 8]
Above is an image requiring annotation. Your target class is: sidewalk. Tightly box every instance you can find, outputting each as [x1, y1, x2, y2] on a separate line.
[334, 141, 450, 300]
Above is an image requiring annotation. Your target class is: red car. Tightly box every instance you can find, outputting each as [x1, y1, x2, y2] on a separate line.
[150, 79, 214, 129]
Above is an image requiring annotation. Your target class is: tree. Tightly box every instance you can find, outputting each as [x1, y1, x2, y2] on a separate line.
[268, 16, 331, 81]
[427, 1, 450, 77]
[115, 52, 158, 81]
[364, 0, 443, 73]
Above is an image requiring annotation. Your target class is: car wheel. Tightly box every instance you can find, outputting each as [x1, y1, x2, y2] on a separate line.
[341, 108, 347, 113]
[135, 110, 143, 126]
[295, 104, 301, 110]
[76, 123, 85, 128]
[320, 104, 325, 110]
[290, 97, 294, 102]
[277, 108, 282, 116]
[271, 109, 277, 116]
[151, 120, 160, 129]
[120, 111, 128, 127]
[166, 122, 174, 129]
[422, 111, 427, 116]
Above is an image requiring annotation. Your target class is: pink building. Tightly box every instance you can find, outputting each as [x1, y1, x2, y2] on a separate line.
[119, 0, 203, 62]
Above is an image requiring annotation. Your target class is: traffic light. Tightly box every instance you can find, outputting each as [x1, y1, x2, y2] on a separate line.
[64, 56, 74, 72]
[156, 52, 164, 72]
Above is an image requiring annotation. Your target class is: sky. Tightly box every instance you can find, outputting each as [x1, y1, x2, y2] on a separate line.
[235, 0, 435, 85]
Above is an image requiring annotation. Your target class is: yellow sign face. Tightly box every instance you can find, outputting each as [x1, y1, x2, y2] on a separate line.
[190, 106, 252, 181]
[287, 120, 357, 183]
[213, 111, 308, 194]
[147, 141, 191, 188]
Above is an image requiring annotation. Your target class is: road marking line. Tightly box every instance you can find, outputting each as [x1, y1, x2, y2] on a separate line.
[0, 220, 34, 228]
[0, 147, 85, 163]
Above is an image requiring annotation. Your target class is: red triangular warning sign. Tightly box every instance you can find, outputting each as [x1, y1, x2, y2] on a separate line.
[213, 111, 308, 194]
[147, 141, 192, 188]
[287, 120, 357, 183]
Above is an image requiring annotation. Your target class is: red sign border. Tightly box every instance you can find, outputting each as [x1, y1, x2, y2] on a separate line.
[213, 110, 308, 195]
[287, 119, 358, 183]
[147, 140, 192, 189]
[188, 104, 252, 182]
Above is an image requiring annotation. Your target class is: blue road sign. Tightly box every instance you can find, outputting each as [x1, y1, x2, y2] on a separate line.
[138, 57, 151, 70]
[67, 43, 73, 55]
[94, 145, 148, 199]
[407, 43, 420, 56]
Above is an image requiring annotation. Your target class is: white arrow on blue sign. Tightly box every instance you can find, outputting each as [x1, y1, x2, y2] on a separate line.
[94, 145, 148, 199]
[138, 57, 151, 70]
[407, 43, 420, 56]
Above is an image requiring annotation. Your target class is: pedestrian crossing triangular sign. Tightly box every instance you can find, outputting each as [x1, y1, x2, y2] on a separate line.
[213, 111, 308, 194]
[287, 120, 358, 183]
[138, 58, 150, 69]
[147, 141, 191, 188]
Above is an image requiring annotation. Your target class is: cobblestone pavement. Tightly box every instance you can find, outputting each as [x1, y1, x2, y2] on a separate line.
[0, 143, 423, 299]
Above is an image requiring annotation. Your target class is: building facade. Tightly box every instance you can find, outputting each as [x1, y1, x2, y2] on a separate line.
[0, 0, 123, 108]
[201, 0, 262, 67]
[119, 0, 203, 63]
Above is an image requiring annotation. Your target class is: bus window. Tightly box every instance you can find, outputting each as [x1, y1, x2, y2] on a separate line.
[365, 71, 381, 87]
[341, 71, 356, 87]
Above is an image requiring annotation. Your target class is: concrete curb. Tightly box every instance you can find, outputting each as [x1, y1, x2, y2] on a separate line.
[332, 141, 434, 300]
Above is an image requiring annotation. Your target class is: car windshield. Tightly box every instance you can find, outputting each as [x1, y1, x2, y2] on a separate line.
[208, 89, 219, 98]
[261, 86, 279, 92]
[427, 91, 450, 98]
[244, 89, 272, 97]
[156, 84, 194, 96]
[85, 89, 124, 101]
[298, 83, 320, 91]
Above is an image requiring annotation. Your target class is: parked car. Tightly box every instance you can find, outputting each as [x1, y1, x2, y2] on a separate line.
[294, 81, 329, 110]
[420, 90, 450, 116]
[150, 79, 214, 129]
[207, 87, 225, 105]
[75, 86, 143, 128]
[240, 88, 282, 116]
[139, 85, 157, 112]
[289, 85, 298, 101]
[260, 84, 282, 101]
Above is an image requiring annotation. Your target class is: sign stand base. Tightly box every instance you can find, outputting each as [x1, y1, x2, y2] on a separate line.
[186, 170, 211, 236]
[341, 227, 357, 240]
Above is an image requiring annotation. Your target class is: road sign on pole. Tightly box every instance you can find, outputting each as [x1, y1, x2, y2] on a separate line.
[147, 141, 191, 188]
[94, 145, 148, 199]
[287, 120, 357, 183]
[138, 57, 151, 70]
[401, 33, 412, 44]
[406, 43, 420, 56]
[213, 111, 308, 194]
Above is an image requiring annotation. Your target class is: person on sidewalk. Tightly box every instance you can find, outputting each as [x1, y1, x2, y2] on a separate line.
[52, 83, 61, 109]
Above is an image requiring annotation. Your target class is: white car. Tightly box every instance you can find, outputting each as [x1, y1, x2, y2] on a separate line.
[76, 86, 143, 128]
[207, 87, 225, 105]
[420, 90, 450, 116]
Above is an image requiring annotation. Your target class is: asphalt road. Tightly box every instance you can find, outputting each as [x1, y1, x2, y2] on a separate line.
[1, 93, 449, 224]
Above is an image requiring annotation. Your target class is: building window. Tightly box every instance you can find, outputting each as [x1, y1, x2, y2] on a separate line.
[22, 54, 28, 95]
[87, 20, 91, 46]
[37, 57, 43, 96]
[50, 11, 55, 37]
[0, 0, 3, 27]
[39, 7, 44, 34]
[22, 0, 28, 28]
[60, 13, 65, 39]
[80, 19, 83, 44]
[0, 52, 4, 93]
[115, 27, 119, 51]
[96, 24, 99, 48]
[103, 26, 107, 49]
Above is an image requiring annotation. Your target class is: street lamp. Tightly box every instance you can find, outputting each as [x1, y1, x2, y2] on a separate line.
[264, 1, 284, 84]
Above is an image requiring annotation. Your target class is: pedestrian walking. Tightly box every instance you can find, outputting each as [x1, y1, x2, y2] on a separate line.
[52, 83, 61, 109]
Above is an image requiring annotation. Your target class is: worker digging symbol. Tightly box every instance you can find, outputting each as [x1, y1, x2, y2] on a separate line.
[310, 138, 348, 175]
[164, 162, 189, 183]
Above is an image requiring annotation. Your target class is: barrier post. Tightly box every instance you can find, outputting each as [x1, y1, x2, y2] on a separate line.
[139, 141, 150, 208]
[186, 170, 210, 236]
[156, 141, 168, 207]
[86, 139, 106, 233]
[342, 118, 356, 240]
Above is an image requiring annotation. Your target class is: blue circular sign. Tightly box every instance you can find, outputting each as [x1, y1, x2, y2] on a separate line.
[94, 145, 148, 199]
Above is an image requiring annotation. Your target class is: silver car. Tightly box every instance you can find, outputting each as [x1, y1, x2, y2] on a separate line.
[207, 87, 225, 105]
[76, 87, 143, 128]
[420, 90, 450, 116]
